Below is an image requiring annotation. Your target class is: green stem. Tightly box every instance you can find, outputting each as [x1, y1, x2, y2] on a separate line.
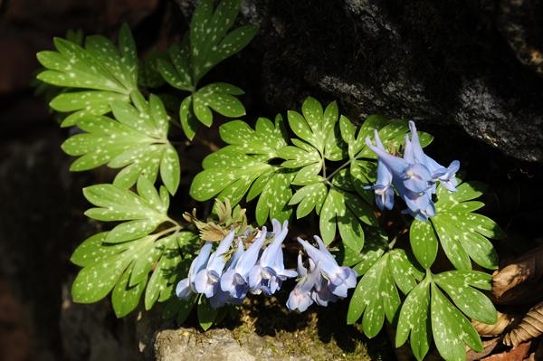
[326, 158, 353, 181]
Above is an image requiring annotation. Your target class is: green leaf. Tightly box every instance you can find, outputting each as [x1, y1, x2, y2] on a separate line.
[286, 97, 339, 155]
[106, 220, 160, 243]
[70, 232, 125, 267]
[190, 0, 257, 84]
[278, 145, 321, 169]
[160, 145, 181, 195]
[431, 284, 483, 361]
[346, 114, 390, 158]
[112, 265, 146, 317]
[190, 115, 290, 215]
[410, 219, 439, 269]
[144, 234, 183, 310]
[350, 227, 388, 275]
[180, 95, 198, 140]
[163, 295, 197, 325]
[192, 82, 246, 127]
[432, 212, 499, 270]
[157, 42, 193, 91]
[319, 188, 341, 245]
[83, 182, 169, 223]
[289, 182, 327, 218]
[431, 215, 472, 270]
[197, 294, 219, 331]
[190, 150, 271, 203]
[130, 243, 162, 287]
[71, 248, 133, 303]
[356, 119, 410, 159]
[436, 180, 487, 207]
[220, 116, 288, 157]
[434, 271, 496, 325]
[349, 159, 376, 204]
[118, 23, 138, 84]
[49, 90, 129, 127]
[85, 34, 135, 90]
[318, 188, 369, 251]
[395, 278, 432, 361]
[255, 172, 293, 225]
[347, 253, 401, 338]
[389, 249, 424, 294]
[292, 162, 323, 185]
[61, 94, 177, 190]
[37, 27, 137, 94]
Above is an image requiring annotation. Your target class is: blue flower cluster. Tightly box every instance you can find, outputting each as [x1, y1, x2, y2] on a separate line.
[286, 236, 357, 312]
[176, 220, 358, 311]
[365, 121, 460, 221]
[176, 219, 297, 308]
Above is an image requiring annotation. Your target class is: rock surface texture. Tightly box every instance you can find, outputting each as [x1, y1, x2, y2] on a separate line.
[179, 0, 543, 162]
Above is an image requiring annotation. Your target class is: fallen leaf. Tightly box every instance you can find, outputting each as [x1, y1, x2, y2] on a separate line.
[473, 310, 517, 337]
[492, 245, 543, 305]
[504, 301, 543, 347]
[482, 341, 531, 361]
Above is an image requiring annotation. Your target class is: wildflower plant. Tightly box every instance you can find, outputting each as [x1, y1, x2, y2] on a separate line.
[36, 0, 505, 360]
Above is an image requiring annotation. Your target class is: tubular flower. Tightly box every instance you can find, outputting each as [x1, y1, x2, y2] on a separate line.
[175, 241, 213, 299]
[286, 236, 357, 312]
[249, 219, 298, 295]
[220, 228, 267, 301]
[286, 256, 321, 312]
[365, 121, 460, 221]
[176, 220, 297, 309]
[193, 231, 235, 298]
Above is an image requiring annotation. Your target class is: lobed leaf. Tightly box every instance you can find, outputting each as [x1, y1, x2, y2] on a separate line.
[395, 278, 432, 361]
[289, 182, 328, 218]
[431, 284, 483, 361]
[255, 172, 294, 225]
[112, 264, 147, 317]
[189, 0, 257, 84]
[410, 219, 439, 269]
[434, 270, 496, 325]
[347, 253, 401, 338]
[192, 82, 246, 127]
[61, 94, 179, 193]
[37, 26, 137, 95]
[144, 234, 183, 310]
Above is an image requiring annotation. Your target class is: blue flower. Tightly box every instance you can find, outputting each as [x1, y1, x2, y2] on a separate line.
[193, 231, 235, 298]
[175, 241, 213, 299]
[287, 236, 357, 312]
[220, 228, 267, 301]
[298, 236, 357, 298]
[365, 121, 460, 220]
[249, 219, 297, 295]
[286, 256, 321, 312]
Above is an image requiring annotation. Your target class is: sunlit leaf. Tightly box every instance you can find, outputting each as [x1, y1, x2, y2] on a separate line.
[347, 252, 404, 338]
[395, 278, 432, 361]
[434, 270, 496, 325]
[431, 284, 483, 360]
[410, 219, 439, 269]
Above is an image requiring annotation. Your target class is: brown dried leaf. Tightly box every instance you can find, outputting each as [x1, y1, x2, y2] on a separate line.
[504, 301, 543, 347]
[467, 338, 500, 361]
[482, 341, 531, 361]
[473, 311, 517, 337]
[492, 245, 543, 305]
[199, 223, 228, 242]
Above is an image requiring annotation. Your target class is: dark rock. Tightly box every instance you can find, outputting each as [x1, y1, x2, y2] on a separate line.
[175, 0, 543, 162]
